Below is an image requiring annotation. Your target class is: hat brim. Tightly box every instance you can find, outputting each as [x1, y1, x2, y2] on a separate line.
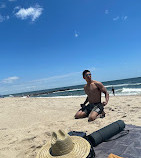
[36, 136, 91, 158]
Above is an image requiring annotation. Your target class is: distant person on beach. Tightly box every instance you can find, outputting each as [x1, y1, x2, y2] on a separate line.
[112, 87, 115, 96]
[75, 70, 109, 122]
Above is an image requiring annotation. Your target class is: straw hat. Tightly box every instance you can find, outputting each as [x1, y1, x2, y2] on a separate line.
[36, 129, 91, 158]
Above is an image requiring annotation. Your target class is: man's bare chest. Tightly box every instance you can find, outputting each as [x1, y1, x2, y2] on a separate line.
[85, 84, 99, 94]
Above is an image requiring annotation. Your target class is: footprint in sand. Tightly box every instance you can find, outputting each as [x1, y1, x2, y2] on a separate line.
[130, 110, 136, 112]
[21, 136, 37, 142]
[44, 132, 51, 136]
[122, 115, 127, 118]
[9, 140, 18, 145]
[0, 128, 7, 130]
[108, 107, 115, 111]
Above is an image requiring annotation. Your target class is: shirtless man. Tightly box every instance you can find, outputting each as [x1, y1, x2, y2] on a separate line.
[75, 70, 109, 122]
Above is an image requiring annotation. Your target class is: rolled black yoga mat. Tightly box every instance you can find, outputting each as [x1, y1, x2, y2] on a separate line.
[87, 120, 125, 146]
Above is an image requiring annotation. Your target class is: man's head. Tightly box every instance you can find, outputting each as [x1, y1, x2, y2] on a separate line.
[82, 70, 92, 81]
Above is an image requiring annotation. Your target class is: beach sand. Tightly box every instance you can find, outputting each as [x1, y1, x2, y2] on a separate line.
[0, 95, 141, 158]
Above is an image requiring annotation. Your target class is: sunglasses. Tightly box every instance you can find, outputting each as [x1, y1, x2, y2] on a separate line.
[85, 73, 91, 77]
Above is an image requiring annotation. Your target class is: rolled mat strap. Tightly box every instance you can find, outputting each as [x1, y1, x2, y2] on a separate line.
[104, 130, 129, 142]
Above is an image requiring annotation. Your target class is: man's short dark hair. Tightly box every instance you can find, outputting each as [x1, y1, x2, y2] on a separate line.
[82, 70, 90, 78]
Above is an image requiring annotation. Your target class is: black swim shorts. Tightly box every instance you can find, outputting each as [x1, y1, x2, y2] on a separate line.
[81, 102, 104, 116]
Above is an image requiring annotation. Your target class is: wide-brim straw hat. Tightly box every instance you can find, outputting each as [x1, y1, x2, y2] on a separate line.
[36, 129, 91, 158]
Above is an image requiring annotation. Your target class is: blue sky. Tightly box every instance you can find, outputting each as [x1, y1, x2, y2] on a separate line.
[0, 0, 141, 95]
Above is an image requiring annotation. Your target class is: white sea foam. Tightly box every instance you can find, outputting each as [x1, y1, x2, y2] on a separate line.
[109, 93, 139, 96]
[115, 89, 123, 92]
[122, 88, 141, 92]
[105, 82, 141, 88]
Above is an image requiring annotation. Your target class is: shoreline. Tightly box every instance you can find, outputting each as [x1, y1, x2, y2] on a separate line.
[36, 94, 141, 98]
[5, 94, 141, 99]
[0, 95, 141, 157]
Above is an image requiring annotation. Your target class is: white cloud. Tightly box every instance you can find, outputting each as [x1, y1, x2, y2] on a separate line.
[75, 33, 78, 37]
[0, 3, 6, 8]
[113, 16, 119, 21]
[105, 10, 109, 14]
[0, 15, 4, 22]
[0, 68, 97, 94]
[74, 30, 79, 37]
[113, 16, 128, 22]
[0, 14, 10, 22]
[1, 76, 20, 84]
[15, 5, 43, 21]
[6, 15, 10, 20]
[122, 16, 128, 21]
[14, 6, 20, 10]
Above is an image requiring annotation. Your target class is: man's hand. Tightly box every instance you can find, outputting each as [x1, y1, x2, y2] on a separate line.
[102, 102, 107, 106]
[80, 104, 85, 108]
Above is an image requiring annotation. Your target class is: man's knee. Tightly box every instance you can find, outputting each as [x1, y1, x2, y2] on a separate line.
[74, 111, 86, 119]
[88, 116, 96, 122]
[88, 112, 98, 122]
[74, 114, 80, 119]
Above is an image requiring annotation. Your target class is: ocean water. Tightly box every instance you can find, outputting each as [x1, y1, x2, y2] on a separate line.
[15, 77, 141, 98]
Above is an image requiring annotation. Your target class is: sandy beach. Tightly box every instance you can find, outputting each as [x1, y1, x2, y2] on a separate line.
[0, 95, 141, 158]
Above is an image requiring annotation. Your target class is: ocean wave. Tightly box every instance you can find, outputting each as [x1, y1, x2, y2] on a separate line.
[52, 88, 83, 93]
[122, 88, 141, 92]
[109, 93, 141, 96]
[51, 83, 141, 94]
[105, 82, 141, 88]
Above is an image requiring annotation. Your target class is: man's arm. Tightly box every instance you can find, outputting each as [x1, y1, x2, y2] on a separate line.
[80, 96, 89, 108]
[83, 96, 89, 105]
[96, 82, 109, 106]
[81, 85, 89, 107]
